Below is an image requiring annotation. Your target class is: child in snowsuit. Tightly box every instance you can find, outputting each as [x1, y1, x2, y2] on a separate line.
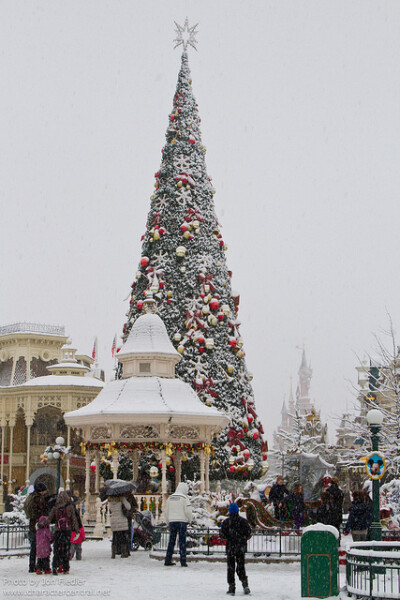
[48, 490, 80, 574]
[220, 503, 252, 596]
[35, 516, 54, 574]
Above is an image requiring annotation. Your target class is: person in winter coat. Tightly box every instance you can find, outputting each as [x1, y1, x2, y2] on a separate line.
[27, 482, 50, 573]
[316, 492, 331, 525]
[287, 482, 307, 530]
[35, 516, 54, 574]
[47, 490, 80, 574]
[67, 491, 84, 561]
[325, 477, 344, 534]
[220, 503, 252, 596]
[268, 476, 289, 521]
[164, 482, 192, 567]
[344, 490, 372, 541]
[108, 495, 131, 559]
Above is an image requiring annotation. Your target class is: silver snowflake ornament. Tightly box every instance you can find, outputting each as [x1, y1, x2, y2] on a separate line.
[174, 18, 199, 52]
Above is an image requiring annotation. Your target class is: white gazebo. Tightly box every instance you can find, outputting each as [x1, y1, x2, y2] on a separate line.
[64, 302, 229, 529]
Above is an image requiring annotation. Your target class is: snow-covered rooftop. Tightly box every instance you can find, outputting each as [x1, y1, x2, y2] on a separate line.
[64, 376, 228, 426]
[117, 313, 180, 359]
[19, 375, 104, 388]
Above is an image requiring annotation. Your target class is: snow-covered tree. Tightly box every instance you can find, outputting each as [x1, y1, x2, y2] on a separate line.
[120, 51, 265, 479]
[2, 492, 29, 525]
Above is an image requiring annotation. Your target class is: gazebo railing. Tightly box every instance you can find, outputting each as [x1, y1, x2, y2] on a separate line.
[135, 494, 164, 523]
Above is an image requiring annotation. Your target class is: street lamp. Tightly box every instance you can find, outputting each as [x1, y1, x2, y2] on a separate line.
[366, 409, 384, 541]
[42, 436, 71, 493]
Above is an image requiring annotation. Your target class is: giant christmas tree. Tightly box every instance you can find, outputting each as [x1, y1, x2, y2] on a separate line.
[121, 30, 267, 480]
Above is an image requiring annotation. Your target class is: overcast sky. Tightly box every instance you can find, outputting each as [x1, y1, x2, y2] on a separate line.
[1, 1, 400, 444]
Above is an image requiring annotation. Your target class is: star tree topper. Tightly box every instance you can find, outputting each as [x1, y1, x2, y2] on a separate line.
[174, 18, 199, 52]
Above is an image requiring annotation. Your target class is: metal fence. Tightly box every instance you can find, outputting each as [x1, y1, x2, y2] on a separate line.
[154, 526, 302, 557]
[346, 542, 400, 600]
[0, 525, 30, 552]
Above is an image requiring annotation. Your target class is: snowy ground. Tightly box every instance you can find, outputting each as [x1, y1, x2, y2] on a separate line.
[0, 540, 347, 600]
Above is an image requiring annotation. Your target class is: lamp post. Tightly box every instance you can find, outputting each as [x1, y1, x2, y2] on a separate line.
[366, 409, 384, 541]
[42, 436, 70, 494]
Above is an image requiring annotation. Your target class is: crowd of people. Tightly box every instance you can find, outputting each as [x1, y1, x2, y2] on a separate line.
[268, 475, 373, 541]
[22, 473, 373, 596]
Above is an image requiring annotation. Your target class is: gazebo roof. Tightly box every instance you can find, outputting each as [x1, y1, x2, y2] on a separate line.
[64, 375, 228, 428]
[117, 313, 180, 359]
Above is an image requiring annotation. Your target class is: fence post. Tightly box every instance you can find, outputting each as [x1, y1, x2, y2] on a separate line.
[207, 528, 210, 556]
[6, 525, 10, 552]
[279, 525, 282, 557]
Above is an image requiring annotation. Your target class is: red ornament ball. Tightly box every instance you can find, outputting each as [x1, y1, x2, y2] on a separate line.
[197, 336, 205, 344]
[158, 462, 162, 469]
[137, 301, 143, 310]
[158, 227, 165, 235]
[199, 347, 205, 354]
[253, 431, 259, 440]
[159, 281, 165, 288]
[169, 114, 175, 121]
[228, 339, 237, 348]
[248, 415, 254, 423]
[229, 466, 236, 473]
[169, 466, 175, 472]
[181, 224, 188, 232]
[262, 453, 267, 461]
[217, 313, 225, 321]
[243, 449, 250, 459]
[140, 257, 149, 267]
[209, 298, 219, 311]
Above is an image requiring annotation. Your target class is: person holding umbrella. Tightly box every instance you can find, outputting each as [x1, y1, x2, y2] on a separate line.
[103, 480, 136, 559]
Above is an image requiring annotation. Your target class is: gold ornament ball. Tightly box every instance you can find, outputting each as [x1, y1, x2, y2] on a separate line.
[183, 231, 190, 239]
[173, 333, 182, 342]
[227, 365, 234, 374]
[177, 346, 185, 354]
[153, 232, 160, 241]
[177, 181, 183, 188]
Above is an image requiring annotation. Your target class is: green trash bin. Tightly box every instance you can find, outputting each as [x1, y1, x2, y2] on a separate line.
[301, 525, 339, 598]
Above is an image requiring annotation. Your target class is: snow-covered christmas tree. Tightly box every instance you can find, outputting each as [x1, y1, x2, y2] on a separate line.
[120, 23, 266, 480]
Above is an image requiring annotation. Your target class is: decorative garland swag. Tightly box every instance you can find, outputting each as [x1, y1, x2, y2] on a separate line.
[81, 441, 214, 457]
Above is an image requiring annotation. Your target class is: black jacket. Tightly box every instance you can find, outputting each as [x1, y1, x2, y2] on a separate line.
[345, 501, 372, 533]
[325, 483, 344, 527]
[220, 514, 252, 554]
[269, 483, 289, 506]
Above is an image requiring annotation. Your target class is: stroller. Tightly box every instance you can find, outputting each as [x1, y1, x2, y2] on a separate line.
[131, 510, 161, 551]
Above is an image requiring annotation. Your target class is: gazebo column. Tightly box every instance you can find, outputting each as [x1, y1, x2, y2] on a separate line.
[95, 450, 100, 493]
[132, 450, 139, 482]
[161, 449, 168, 497]
[83, 452, 91, 525]
[93, 495, 104, 538]
[199, 450, 205, 493]
[175, 451, 182, 485]
[205, 452, 210, 492]
[111, 452, 119, 480]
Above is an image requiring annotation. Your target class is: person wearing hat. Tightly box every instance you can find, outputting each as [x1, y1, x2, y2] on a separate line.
[220, 503, 252, 596]
[26, 482, 50, 573]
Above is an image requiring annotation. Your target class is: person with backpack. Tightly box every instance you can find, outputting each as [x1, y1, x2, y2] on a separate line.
[220, 503, 252, 596]
[48, 490, 80, 574]
[35, 516, 54, 574]
[25, 482, 50, 573]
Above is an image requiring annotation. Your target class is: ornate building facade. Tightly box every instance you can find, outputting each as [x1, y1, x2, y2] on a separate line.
[0, 323, 103, 511]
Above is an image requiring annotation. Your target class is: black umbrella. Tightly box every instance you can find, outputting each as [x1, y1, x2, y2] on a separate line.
[103, 479, 137, 497]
